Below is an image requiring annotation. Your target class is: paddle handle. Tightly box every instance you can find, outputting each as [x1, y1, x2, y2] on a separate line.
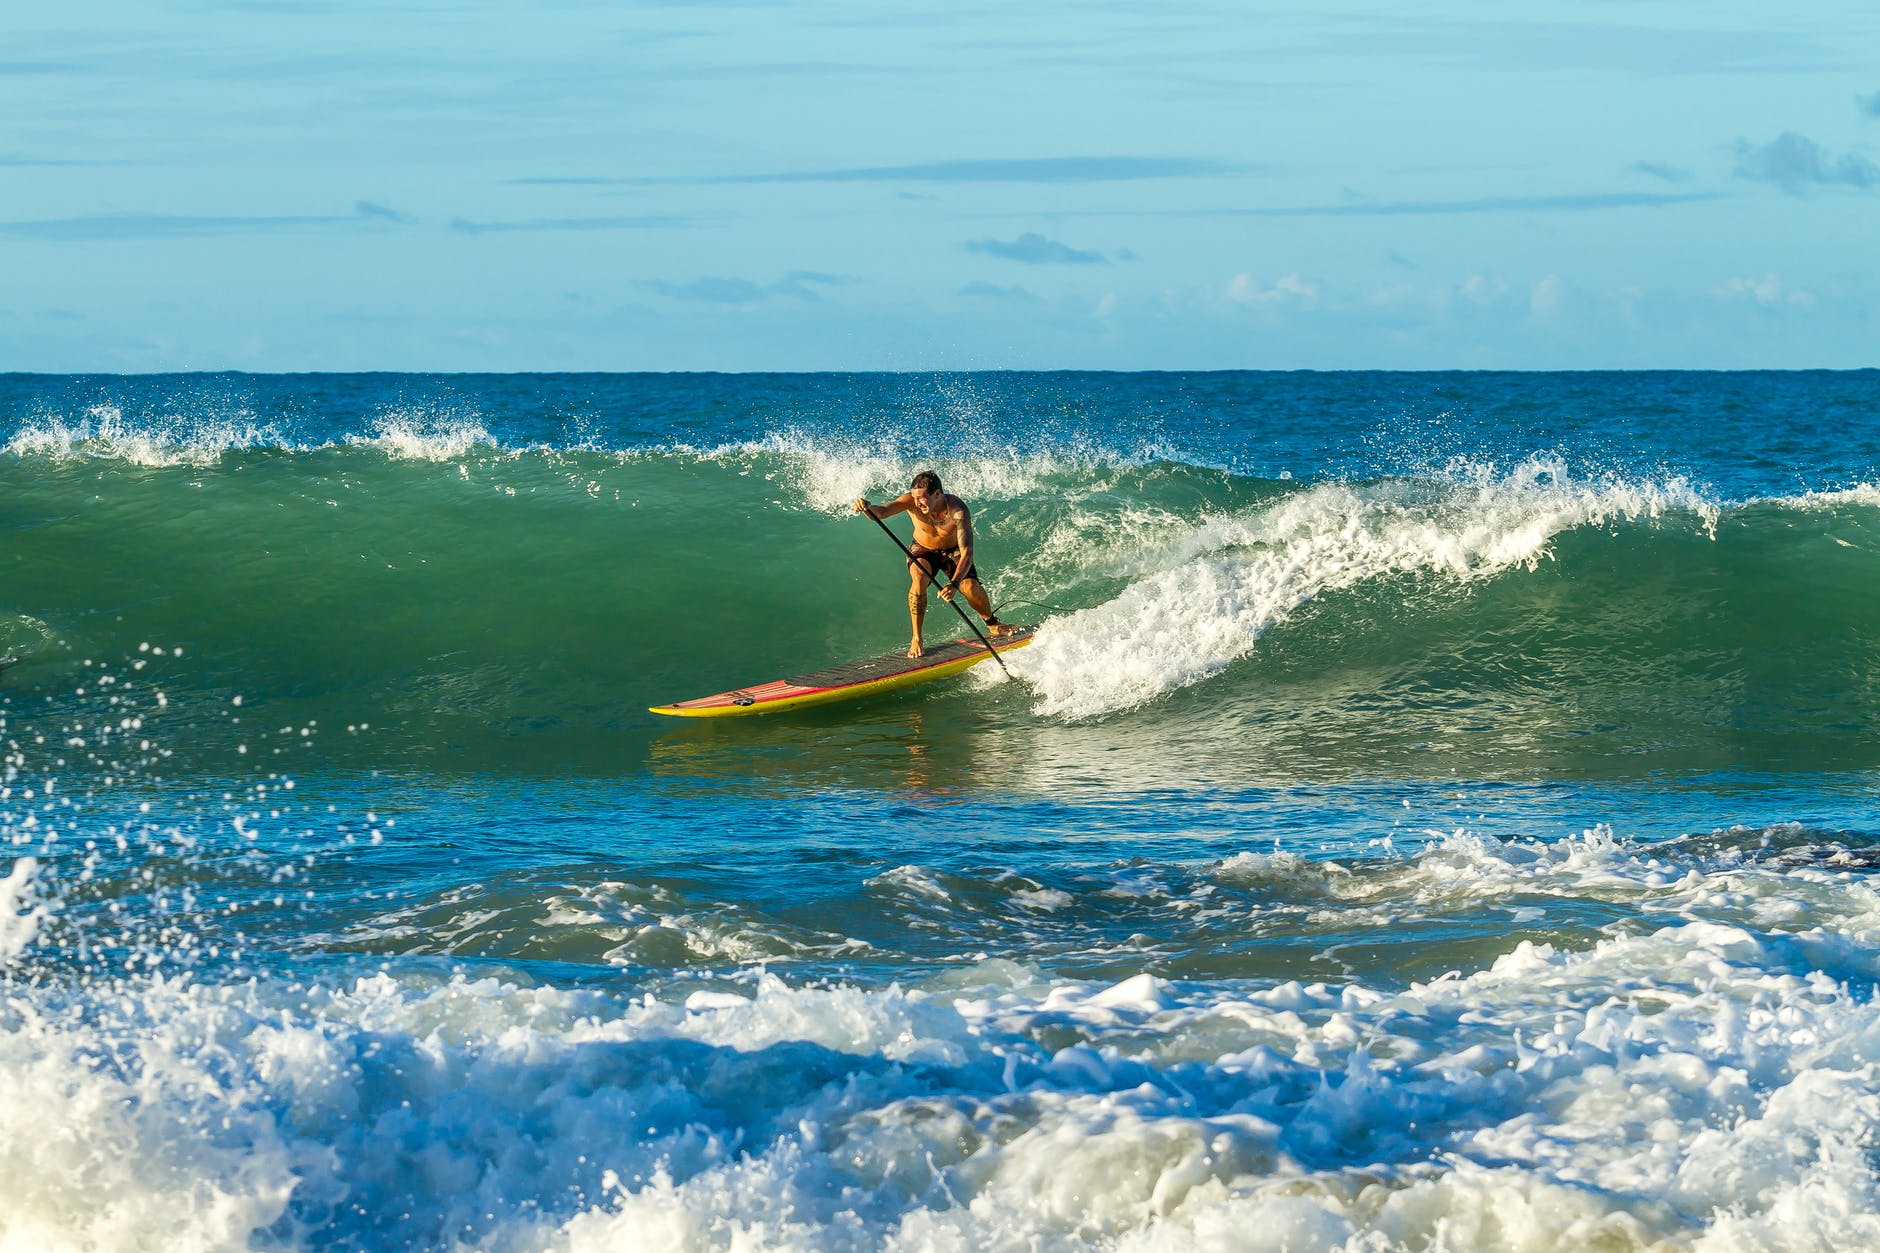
[861, 507, 1014, 680]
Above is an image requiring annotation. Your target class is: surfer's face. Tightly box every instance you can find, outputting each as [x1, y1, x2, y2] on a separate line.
[913, 488, 941, 514]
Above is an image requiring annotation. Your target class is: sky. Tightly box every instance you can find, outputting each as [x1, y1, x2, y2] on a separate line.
[2, 0, 1877, 371]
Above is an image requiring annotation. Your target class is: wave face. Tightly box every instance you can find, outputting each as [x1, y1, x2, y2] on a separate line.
[4, 370, 1880, 1251]
[2, 372, 1877, 779]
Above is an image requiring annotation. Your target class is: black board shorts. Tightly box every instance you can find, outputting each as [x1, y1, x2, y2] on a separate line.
[907, 543, 979, 586]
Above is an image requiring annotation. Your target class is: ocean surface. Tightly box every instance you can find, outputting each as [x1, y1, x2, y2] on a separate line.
[1, 370, 1877, 1251]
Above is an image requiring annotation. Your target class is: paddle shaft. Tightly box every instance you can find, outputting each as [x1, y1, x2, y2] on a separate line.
[862, 508, 1014, 680]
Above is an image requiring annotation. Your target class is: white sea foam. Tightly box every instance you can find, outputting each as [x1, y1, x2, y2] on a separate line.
[868, 864, 957, 902]
[1010, 458, 1721, 719]
[679, 427, 1213, 514]
[5, 829, 1880, 1250]
[347, 407, 499, 461]
[328, 878, 870, 967]
[1785, 481, 1880, 511]
[2, 401, 507, 466]
[0, 857, 45, 963]
[2, 403, 285, 466]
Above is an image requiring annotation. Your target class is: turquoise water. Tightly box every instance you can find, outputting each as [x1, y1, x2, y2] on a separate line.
[1, 371, 1878, 1250]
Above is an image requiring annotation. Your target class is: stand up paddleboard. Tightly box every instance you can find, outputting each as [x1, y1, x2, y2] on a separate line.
[650, 626, 1034, 718]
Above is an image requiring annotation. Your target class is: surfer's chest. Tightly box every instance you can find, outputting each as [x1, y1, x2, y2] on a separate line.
[910, 511, 958, 546]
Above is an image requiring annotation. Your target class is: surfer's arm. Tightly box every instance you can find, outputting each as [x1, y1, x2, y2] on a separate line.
[939, 509, 973, 600]
[855, 493, 911, 519]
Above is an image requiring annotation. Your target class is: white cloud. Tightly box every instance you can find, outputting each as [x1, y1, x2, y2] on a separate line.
[1529, 274, 1564, 317]
[1459, 275, 1509, 305]
[1717, 272, 1815, 307]
[1224, 272, 1320, 306]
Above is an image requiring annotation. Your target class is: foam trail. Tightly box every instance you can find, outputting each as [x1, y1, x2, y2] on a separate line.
[1013, 459, 1719, 719]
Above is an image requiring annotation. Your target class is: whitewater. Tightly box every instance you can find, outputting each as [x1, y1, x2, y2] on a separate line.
[1, 369, 1878, 1251]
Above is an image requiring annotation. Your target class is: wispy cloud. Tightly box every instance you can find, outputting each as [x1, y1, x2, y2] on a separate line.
[1206, 191, 1720, 218]
[0, 59, 79, 77]
[1003, 191, 1719, 222]
[966, 233, 1107, 264]
[1325, 19, 1835, 76]
[958, 282, 1042, 304]
[512, 157, 1248, 187]
[505, 178, 652, 188]
[772, 271, 851, 300]
[1860, 90, 1880, 118]
[449, 214, 694, 233]
[0, 212, 351, 240]
[732, 156, 1243, 184]
[1733, 132, 1880, 193]
[634, 271, 853, 305]
[0, 205, 694, 241]
[636, 277, 768, 304]
[1627, 160, 1693, 183]
[354, 200, 409, 222]
[0, 201, 418, 240]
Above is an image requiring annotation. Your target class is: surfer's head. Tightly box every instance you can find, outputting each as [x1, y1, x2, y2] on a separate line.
[910, 470, 943, 508]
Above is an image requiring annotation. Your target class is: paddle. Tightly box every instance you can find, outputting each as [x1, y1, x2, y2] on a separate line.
[861, 506, 1015, 680]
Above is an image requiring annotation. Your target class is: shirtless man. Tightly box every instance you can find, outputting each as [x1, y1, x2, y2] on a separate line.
[854, 470, 1017, 657]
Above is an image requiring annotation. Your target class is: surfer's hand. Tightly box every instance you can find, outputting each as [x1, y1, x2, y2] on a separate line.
[854, 498, 872, 517]
[938, 582, 956, 602]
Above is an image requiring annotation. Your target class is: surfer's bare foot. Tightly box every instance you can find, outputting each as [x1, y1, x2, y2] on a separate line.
[907, 640, 925, 658]
[987, 621, 1017, 637]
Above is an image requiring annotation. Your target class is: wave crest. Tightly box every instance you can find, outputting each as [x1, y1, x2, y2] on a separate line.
[346, 408, 499, 461]
[3, 403, 283, 466]
[1013, 458, 1722, 719]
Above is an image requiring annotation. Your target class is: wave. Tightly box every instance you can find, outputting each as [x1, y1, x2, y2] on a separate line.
[0, 439, 1874, 775]
[2, 400, 1220, 504]
[2, 401, 507, 466]
[1009, 457, 1723, 718]
[3, 402, 291, 467]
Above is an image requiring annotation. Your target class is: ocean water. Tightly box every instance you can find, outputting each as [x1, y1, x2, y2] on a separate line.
[1, 369, 1877, 1251]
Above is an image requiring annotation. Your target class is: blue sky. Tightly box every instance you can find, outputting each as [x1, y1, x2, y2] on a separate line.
[3, 0, 1877, 370]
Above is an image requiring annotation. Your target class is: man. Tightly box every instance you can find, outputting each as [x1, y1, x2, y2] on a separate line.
[855, 471, 1017, 657]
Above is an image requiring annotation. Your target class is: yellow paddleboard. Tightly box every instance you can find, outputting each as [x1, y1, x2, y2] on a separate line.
[650, 627, 1034, 717]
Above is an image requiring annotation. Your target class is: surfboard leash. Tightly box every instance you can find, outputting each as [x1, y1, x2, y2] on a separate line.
[990, 596, 1068, 620]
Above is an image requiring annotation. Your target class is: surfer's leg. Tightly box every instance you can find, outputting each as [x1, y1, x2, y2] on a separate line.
[906, 562, 929, 657]
[957, 574, 1015, 636]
